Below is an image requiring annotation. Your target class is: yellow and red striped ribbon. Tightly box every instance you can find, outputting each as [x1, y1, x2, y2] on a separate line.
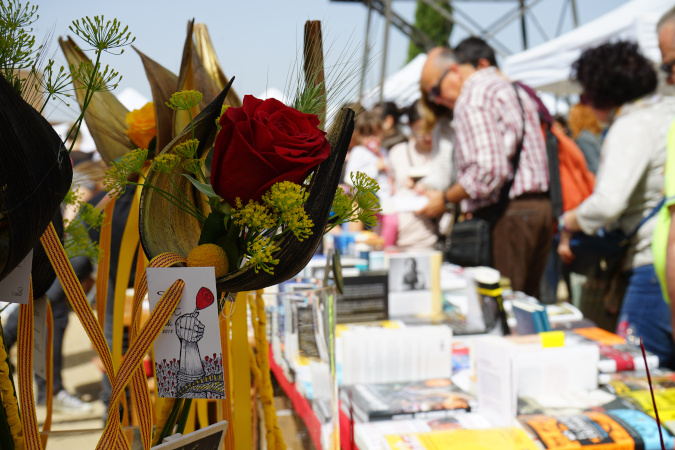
[40, 222, 187, 450]
[17, 282, 42, 450]
[98, 277, 185, 449]
[127, 252, 184, 450]
[40, 300, 54, 449]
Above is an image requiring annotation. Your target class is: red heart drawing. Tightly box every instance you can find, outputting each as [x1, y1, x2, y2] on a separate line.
[196, 287, 215, 310]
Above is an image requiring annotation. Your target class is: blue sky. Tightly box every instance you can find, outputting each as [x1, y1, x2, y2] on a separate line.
[33, 0, 629, 122]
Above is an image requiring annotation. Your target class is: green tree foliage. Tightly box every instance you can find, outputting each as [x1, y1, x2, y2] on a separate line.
[408, 1, 453, 62]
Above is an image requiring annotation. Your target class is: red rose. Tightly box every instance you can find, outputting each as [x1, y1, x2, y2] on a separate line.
[211, 95, 331, 204]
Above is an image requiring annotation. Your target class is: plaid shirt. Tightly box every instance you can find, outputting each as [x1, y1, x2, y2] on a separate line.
[453, 67, 549, 213]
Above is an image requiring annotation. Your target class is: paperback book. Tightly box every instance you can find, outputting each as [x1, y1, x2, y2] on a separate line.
[518, 409, 675, 449]
[341, 378, 476, 423]
[383, 427, 540, 450]
[354, 413, 493, 450]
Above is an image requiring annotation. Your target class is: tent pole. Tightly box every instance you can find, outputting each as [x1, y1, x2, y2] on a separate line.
[379, 0, 392, 105]
[570, 0, 579, 28]
[519, 0, 528, 49]
[359, 0, 373, 104]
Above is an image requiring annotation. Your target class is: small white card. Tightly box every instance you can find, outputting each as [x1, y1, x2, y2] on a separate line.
[0, 250, 33, 304]
[147, 267, 225, 399]
[152, 419, 228, 449]
[379, 195, 430, 214]
[33, 295, 48, 379]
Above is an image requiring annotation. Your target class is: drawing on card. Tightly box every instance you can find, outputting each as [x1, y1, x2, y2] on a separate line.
[148, 266, 225, 399]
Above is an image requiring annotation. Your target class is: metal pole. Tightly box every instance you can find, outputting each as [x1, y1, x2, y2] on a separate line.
[570, 0, 579, 28]
[359, 0, 374, 103]
[379, 0, 392, 105]
[519, 0, 528, 49]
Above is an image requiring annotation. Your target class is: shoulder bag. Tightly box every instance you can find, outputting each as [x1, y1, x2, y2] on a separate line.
[567, 198, 665, 274]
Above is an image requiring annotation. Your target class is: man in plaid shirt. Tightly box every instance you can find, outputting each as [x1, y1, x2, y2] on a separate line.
[418, 38, 552, 298]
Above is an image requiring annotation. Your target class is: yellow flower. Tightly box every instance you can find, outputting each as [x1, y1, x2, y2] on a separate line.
[232, 198, 278, 232]
[103, 148, 148, 197]
[173, 139, 199, 159]
[246, 236, 280, 274]
[151, 154, 181, 174]
[125, 102, 156, 149]
[262, 181, 313, 241]
[166, 90, 202, 111]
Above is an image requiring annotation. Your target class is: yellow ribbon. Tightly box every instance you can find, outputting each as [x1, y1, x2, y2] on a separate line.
[96, 197, 117, 330]
[17, 282, 42, 450]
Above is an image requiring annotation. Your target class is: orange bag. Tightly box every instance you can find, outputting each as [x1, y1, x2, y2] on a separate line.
[547, 124, 595, 213]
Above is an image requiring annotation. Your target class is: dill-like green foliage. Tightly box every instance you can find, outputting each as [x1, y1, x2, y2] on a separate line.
[0, 0, 40, 94]
[62, 187, 105, 263]
[326, 171, 381, 232]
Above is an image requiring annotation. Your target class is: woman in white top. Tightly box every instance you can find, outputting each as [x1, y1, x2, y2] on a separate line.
[389, 100, 443, 250]
[558, 41, 675, 368]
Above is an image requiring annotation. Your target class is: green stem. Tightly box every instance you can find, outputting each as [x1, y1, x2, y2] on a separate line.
[66, 50, 103, 153]
[189, 110, 194, 140]
[156, 398, 183, 444]
[126, 181, 207, 223]
[175, 399, 193, 435]
[167, 175, 205, 220]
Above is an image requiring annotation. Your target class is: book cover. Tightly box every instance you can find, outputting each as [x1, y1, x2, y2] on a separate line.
[519, 409, 675, 449]
[619, 388, 675, 422]
[517, 390, 639, 416]
[342, 378, 476, 423]
[384, 427, 539, 450]
[563, 328, 660, 373]
[337, 270, 389, 324]
[601, 371, 675, 395]
[354, 413, 494, 450]
[386, 251, 442, 317]
[512, 300, 552, 335]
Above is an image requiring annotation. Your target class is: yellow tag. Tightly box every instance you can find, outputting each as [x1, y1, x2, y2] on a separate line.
[540, 331, 565, 348]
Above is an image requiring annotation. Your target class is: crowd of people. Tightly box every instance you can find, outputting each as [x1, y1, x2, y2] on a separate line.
[7, 5, 675, 421]
[339, 7, 675, 371]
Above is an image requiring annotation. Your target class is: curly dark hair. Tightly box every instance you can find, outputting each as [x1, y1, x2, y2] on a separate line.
[571, 41, 657, 110]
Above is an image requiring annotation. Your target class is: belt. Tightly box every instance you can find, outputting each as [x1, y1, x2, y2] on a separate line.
[514, 192, 549, 201]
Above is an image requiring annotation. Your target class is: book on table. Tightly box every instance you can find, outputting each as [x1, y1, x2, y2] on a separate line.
[383, 427, 540, 450]
[518, 409, 675, 449]
[340, 378, 476, 423]
[564, 327, 660, 373]
[354, 413, 493, 450]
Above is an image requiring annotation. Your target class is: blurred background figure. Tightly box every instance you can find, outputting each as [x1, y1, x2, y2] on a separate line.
[343, 109, 396, 246]
[372, 101, 407, 151]
[568, 102, 604, 174]
[389, 99, 441, 250]
[558, 40, 675, 368]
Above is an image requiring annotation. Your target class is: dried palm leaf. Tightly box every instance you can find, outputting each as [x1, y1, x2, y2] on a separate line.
[193, 23, 241, 108]
[133, 47, 178, 153]
[58, 36, 133, 165]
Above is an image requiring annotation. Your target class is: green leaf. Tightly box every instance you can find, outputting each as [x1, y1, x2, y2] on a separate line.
[198, 210, 227, 246]
[181, 174, 219, 199]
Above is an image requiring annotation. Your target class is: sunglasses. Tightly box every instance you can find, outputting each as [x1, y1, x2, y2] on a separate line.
[661, 60, 675, 75]
[427, 69, 450, 103]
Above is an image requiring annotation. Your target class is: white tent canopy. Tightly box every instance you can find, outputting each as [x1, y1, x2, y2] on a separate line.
[502, 0, 675, 95]
[360, 53, 427, 110]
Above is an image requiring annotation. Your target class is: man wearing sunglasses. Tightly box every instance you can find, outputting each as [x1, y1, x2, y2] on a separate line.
[417, 38, 551, 298]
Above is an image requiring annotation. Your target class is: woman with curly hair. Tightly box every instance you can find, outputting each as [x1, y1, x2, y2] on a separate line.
[558, 41, 675, 368]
